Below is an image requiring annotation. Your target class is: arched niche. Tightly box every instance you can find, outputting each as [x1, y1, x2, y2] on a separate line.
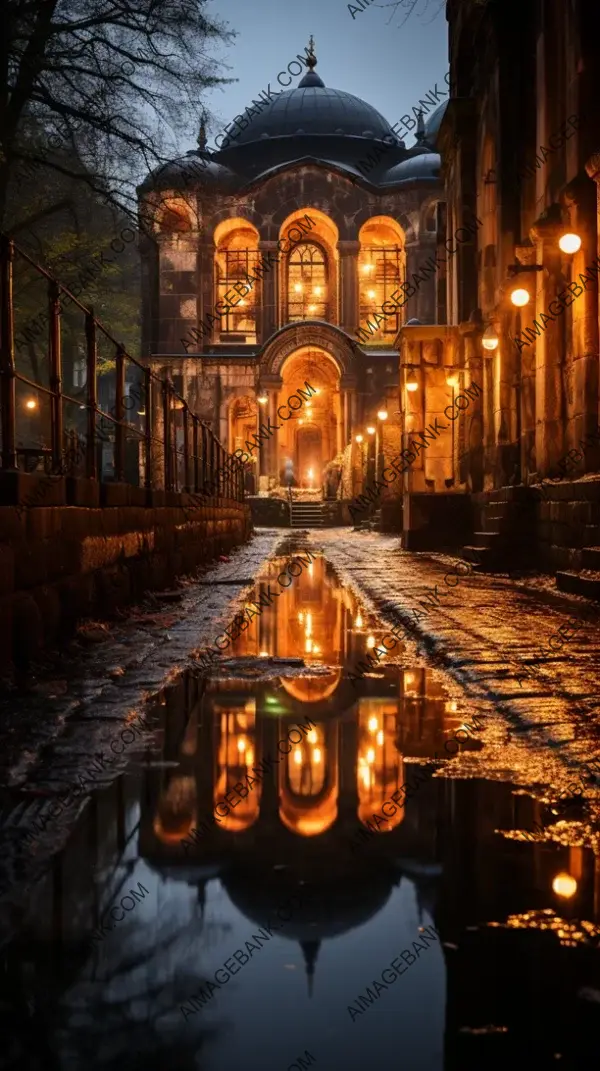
[279, 208, 339, 327]
[214, 217, 261, 344]
[277, 346, 342, 484]
[358, 216, 406, 344]
[156, 197, 195, 237]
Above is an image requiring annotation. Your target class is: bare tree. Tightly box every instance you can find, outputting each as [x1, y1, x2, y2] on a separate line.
[0, 0, 237, 232]
[374, 0, 445, 28]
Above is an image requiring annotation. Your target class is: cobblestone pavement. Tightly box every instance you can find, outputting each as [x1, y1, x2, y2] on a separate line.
[311, 529, 600, 831]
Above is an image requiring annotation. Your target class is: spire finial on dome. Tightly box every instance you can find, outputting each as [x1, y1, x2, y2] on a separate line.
[306, 35, 317, 70]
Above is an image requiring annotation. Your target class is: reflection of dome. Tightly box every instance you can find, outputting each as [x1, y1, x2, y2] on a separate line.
[280, 671, 341, 703]
[222, 868, 396, 944]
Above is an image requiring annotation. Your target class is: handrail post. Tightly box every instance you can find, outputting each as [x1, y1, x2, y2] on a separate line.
[192, 416, 199, 492]
[0, 235, 17, 469]
[162, 378, 171, 491]
[182, 403, 190, 490]
[48, 280, 63, 472]
[201, 422, 208, 490]
[144, 368, 153, 491]
[85, 309, 97, 479]
[114, 345, 126, 482]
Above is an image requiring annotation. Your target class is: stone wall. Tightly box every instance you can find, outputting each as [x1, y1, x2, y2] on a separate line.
[0, 495, 251, 672]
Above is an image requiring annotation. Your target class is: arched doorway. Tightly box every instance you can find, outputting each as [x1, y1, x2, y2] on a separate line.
[278, 347, 341, 492]
[295, 423, 322, 488]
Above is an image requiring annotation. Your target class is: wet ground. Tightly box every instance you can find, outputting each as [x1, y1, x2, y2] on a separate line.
[2, 528, 600, 1070]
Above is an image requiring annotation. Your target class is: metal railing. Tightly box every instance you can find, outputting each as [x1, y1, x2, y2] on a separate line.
[0, 235, 244, 500]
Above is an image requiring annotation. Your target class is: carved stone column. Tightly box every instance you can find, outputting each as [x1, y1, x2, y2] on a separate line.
[198, 241, 215, 352]
[525, 226, 564, 476]
[337, 240, 359, 335]
[258, 240, 279, 342]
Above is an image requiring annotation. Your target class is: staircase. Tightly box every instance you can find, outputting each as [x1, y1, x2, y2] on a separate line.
[461, 486, 536, 572]
[289, 500, 326, 528]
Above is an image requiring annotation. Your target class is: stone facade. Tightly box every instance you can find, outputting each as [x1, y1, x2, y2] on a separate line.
[138, 43, 444, 520]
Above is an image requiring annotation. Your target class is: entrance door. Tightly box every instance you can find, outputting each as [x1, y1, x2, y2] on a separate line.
[295, 424, 322, 488]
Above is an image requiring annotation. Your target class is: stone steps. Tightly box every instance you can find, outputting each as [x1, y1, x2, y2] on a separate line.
[582, 546, 600, 569]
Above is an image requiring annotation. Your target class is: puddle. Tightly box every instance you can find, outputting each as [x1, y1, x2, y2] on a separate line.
[2, 553, 600, 1070]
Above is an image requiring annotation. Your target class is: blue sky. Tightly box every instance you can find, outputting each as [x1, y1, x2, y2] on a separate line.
[192, 0, 448, 151]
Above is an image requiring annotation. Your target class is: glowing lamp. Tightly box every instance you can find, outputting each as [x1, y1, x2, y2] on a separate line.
[511, 287, 530, 307]
[367, 289, 376, 299]
[552, 872, 577, 898]
[355, 434, 364, 443]
[308, 304, 317, 313]
[313, 286, 322, 295]
[558, 232, 581, 255]
[361, 263, 374, 274]
[366, 426, 375, 435]
[482, 325, 499, 351]
[366, 635, 375, 648]
[25, 398, 38, 410]
[377, 409, 388, 420]
[294, 283, 303, 293]
[446, 371, 460, 388]
[257, 394, 268, 405]
[406, 369, 419, 392]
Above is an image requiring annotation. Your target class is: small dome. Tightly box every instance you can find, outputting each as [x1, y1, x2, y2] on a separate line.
[423, 102, 449, 148]
[382, 152, 441, 185]
[138, 150, 236, 193]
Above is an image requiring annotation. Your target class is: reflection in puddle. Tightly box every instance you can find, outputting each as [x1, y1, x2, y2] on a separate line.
[2, 553, 600, 1070]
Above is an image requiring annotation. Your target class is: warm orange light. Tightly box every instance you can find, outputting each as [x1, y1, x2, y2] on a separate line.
[259, 650, 270, 657]
[482, 326, 499, 351]
[377, 409, 388, 421]
[366, 635, 375, 649]
[376, 730, 384, 746]
[294, 750, 302, 765]
[294, 283, 303, 293]
[355, 614, 363, 628]
[361, 263, 374, 274]
[237, 738, 246, 752]
[552, 872, 577, 898]
[511, 286, 530, 307]
[313, 748, 322, 763]
[258, 394, 268, 405]
[558, 232, 581, 255]
[307, 730, 317, 743]
[355, 434, 363, 443]
[446, 371, 460, 388]
[367, 426, 375, 435]
[368, 717, 379, 732]
[25, 398, 38, 410]
[405, 370, 418, 392]
[367, 289, 376, 300]
[313, 286, 322, 296]
[366, 748, 375, 764]
[305, 639, 313, 653]
[308, 304, 317, 313]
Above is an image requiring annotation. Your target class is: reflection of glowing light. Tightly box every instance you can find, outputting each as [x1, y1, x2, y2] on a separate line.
[307, 730, 317, 743]
[368, 717, 378, 733]
[313, 748, 322, 763]
[308, 563, 313, 576]
[305, 639, 313, 653]
[366, 635, 375, 649]
[246, 749, 254, 766]
[294, 750, 302, 765]
[237, 738, 246, 752]
[259, 650, 270, 657]
[366, 748, 375, 764]
[552, 872, 577, 898]
[450, 701, 458, 712]
[298, 612, 304, 623]
[405, 672, 415, 685]
[377, 730, 384, 746]
[355, 614, 363, 629]
[361, 766, 372, 788]
[306, 613, 312, 637]
[312, 644, 320, 654]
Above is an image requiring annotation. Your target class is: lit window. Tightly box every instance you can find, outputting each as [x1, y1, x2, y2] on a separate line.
[215, 228, 259, 342]
[288, 242, 327, 321]
[358, 245, 403, 340]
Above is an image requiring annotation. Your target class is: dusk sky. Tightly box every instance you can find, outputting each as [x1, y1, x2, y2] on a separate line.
[197, 0, 448, 150]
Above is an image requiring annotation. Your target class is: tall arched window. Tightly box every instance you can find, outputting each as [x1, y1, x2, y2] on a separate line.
[214, 219, 259, 343]
[287, 242, 328, 321]
[358, 217, 405, 342]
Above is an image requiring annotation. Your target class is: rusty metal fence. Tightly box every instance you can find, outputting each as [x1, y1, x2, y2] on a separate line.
[0, 235, 244, 500]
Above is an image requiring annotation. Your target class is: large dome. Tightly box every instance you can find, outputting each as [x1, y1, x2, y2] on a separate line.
[229, 80, 397, 148]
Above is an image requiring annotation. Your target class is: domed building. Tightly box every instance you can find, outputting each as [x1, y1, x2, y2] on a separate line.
[138, 39, 444, 523]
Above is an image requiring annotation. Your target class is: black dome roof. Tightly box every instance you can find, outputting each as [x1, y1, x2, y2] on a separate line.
[230, 83, 396, 148]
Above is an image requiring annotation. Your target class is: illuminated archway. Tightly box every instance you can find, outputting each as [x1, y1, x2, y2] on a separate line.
[279, 721, 339, 837]
[358, 216, 405, 343]
[278, 347, 341, 488]
[214, 217, 260, 343]
[279, 208, 339, 326]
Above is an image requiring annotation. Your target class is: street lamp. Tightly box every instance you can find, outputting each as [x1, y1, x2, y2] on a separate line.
[558, 232, 581, 255]
[257, 394, 268, 405]
[482, 324, 499, 351]
[355, 433, 364, 443]
[446, 370, 460, 388]
[405, 370, 419, 392]
[366, 426, 375, 435]
[377, 409, 388, 421]
[511, 287, 530, 307]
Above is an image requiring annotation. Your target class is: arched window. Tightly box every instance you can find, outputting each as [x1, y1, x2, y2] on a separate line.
[214, 219, 259, 343]
[287, 242, 328, 321]
[358, 217, 405, 342]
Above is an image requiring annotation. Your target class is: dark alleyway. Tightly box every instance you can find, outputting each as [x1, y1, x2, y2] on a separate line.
[2, 529, 600, 1071]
